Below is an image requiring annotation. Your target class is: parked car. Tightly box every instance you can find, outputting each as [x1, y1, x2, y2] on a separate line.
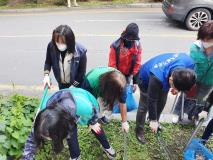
[162, 0, 213, 31]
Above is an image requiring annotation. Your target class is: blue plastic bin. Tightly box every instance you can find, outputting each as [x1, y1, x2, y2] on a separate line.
[184, 138, 213, 160]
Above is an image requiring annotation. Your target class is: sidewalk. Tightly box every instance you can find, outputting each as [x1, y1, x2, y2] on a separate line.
[0, 2, 162, 14]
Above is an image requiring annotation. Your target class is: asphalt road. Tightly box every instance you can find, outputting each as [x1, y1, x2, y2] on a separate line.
[0, 7, 197, 88]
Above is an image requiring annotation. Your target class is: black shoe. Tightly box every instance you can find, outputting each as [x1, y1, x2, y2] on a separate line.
[135, 128, 146, 144]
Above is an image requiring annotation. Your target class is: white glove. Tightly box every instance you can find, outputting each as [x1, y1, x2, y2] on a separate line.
[149, 121, 159, 133]
[198, 111, 208, 121]
[122, 121, 129, 133]
[89, 123, 101, 134]
[43, 74, 51, 88]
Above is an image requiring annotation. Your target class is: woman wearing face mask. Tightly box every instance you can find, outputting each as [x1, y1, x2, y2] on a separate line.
[108, 23, 142, 90]
[172, 21, 213, 123]
[43, 25, 87, 90]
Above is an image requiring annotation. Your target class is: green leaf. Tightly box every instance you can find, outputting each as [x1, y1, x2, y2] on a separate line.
[0, 154, 6, 160]
[11, 132, 19, 140]
[0, 121, 6, 132]
[0, 135, 6, 143]
[2, 141, 11, 149]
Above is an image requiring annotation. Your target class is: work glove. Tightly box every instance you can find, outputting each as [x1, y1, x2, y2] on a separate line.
[198, 111, 208, 121]
[89, 123, 101, 134]
[122, 121, 129, 133]
[149, 121, 159, 133]
[43, 74, 51, 88]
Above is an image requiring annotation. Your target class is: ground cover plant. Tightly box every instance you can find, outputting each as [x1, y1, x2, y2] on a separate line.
[0, 94, 212, 160]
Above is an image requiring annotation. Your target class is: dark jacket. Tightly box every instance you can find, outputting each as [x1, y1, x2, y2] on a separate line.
[44, 41, 87, 86]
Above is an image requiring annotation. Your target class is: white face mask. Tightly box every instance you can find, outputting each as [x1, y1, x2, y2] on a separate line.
[56, 43, 67, 52]
[202, 41, 213, 49]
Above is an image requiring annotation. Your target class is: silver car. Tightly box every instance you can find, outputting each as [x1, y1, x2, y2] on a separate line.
[162, 0, 213, 30]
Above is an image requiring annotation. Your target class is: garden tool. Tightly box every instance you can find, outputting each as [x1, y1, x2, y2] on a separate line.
[123, 132, 128, 160]
[156, 129, 173, 160]
[184, 118, 204, 151]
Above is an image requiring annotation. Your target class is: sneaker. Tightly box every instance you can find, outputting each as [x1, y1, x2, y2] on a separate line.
[172, 114, 179, 124]
[70, 155, 80, 160]
[103, 146, 116, 159]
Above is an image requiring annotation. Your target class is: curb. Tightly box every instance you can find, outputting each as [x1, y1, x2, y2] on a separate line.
[0, 3, 162, 14]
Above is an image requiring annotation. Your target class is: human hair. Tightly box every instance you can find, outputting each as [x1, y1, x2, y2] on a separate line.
[34, 104, 75, 154]
[197, 20, 213, 40]
[52, 25, 75, 53]
[99, 71, 126, 110]
[172, 68, 196, 91]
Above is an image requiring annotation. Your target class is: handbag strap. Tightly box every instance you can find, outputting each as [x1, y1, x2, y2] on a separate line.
[199, 62, 213, 83]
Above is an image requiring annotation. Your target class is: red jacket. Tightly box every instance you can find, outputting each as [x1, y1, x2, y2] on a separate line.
[108, 38, 142, 76]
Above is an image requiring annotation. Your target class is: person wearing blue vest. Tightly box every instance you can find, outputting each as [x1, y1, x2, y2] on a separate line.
[22, 88, 116, 160]
[135, 53, 196, 144]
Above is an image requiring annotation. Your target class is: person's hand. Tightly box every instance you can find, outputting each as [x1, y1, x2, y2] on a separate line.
[89, 123, 101, 134]
[149, 121, 159, 133]
[122, 121, 129, 133]
[198, 111, 208, 121]
[43, 74, 51, 89]
[171, 88, 178, 95]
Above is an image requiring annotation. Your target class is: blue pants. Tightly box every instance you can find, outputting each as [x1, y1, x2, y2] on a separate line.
[67, 124, 110, 159]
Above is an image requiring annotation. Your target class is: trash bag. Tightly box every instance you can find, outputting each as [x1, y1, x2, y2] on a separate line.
[113, 85, 137, 113]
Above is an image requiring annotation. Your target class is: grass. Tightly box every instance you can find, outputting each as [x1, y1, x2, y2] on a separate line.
[35, 120, 213, 160]
[0, 0, 154, 9]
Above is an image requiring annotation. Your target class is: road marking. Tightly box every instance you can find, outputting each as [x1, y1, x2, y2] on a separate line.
[0, 8, 162, 17]
[0, 33, 196, 38]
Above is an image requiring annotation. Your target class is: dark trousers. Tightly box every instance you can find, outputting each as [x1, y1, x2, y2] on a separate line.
[58, 83, 72, 90]
[202, 118, 213, 141]
[67, 124, 110, 159]
[136, 80, 168, 132]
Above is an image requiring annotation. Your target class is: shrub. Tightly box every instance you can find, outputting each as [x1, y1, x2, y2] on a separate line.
[0, 0, 8, 6]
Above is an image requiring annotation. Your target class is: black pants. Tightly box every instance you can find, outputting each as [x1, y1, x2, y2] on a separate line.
[67, 124, 110, 159]
[202, 118, 213, 141]
[58, 83, 72, 90]
[136, 78, 168, 132]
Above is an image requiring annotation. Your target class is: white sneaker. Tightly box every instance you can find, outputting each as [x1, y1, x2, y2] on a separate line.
[172, 114, 179, 124]
[103, 146, 116, 159]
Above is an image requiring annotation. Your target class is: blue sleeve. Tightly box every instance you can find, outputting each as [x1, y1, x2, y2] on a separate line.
[22, 130, 37, 160]
[119, 85, 127, 103]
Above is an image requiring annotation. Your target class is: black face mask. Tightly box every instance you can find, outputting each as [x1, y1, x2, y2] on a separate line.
[123, 39, 134, 49]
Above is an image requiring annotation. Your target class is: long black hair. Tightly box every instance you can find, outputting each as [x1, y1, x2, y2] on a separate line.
[34, 103, 75, 154]
[99, 71, 126, 110]
[52, 25, 75, 53]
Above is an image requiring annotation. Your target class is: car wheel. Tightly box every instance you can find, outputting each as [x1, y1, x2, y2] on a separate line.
[185, 8, 211, 31]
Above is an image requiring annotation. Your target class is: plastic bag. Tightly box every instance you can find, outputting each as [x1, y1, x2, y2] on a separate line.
[113, 85, 137, 113]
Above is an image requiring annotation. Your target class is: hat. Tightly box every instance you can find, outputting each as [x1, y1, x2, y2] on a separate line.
[121, 23, 140, 40]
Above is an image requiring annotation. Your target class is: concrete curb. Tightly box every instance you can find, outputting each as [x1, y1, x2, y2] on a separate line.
[0, 3, 162, 14]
